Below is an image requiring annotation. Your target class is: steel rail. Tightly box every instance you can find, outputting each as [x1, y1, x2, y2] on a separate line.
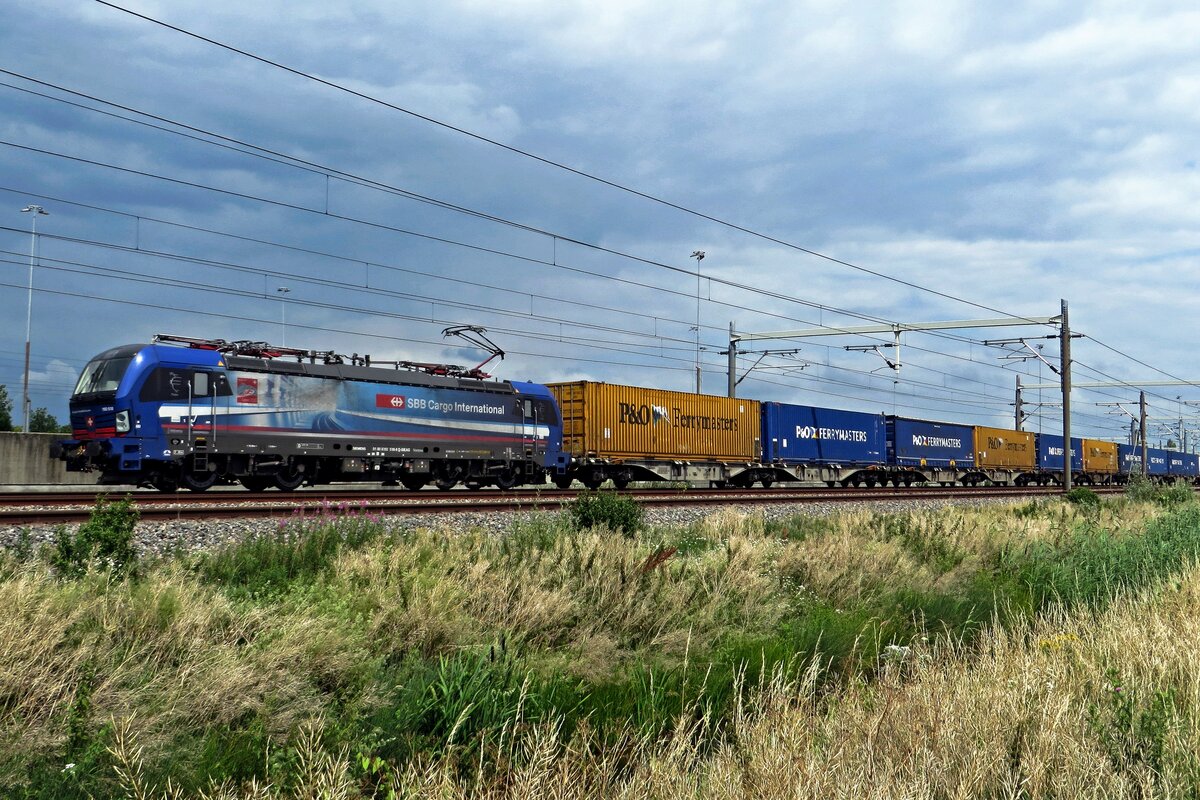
[0, 485, 1134, 526]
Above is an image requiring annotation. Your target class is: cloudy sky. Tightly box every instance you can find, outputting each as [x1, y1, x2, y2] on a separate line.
[1, 0, 1198, 443]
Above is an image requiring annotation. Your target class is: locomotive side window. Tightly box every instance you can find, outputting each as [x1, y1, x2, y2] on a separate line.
[535, 399, 559, 426]
[139, 368, 232, 401]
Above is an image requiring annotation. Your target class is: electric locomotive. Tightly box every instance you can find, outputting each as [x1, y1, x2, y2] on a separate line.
[51, 333, 567, 492]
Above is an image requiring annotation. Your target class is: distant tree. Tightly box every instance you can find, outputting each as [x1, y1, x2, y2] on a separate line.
[28, 407, 63, 433]
[0, 385, 11, 431]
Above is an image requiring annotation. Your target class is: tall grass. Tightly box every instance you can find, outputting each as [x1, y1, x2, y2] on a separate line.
[3, 493, 1199, 797]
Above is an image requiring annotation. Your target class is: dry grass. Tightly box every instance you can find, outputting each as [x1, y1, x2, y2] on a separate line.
[327, 523, 789, 673]
[3, 497, 1194, 797]
[0, 564, 359, 773]
[364, 559, 1200, 799]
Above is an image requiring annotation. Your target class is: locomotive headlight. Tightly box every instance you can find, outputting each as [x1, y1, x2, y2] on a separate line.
[115, 409, 131, 434]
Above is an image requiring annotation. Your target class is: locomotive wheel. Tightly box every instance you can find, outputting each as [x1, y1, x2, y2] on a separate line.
[553, 475, 573, 489]
[239, 477, 272, 492]
[401, 476, 427, 491]
[181, 468, 218, 492]
[152, 474, 179, 493]
[494, 470, 519, 490]
[435, 478, 456, 491]
[274, 467, 305, 492]
[465, 481, 485, 491]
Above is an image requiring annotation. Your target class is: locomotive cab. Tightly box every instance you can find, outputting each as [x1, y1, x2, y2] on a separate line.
[51, 344, 147, 484]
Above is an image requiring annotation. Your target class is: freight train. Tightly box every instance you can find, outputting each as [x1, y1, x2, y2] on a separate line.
[51, 335, 1197, 492]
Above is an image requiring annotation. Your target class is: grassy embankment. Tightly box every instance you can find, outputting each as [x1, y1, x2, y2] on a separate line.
[2, 483, 1200, 797]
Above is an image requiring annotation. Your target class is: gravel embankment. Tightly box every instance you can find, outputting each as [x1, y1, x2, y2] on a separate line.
[0, 496, 1027, 558]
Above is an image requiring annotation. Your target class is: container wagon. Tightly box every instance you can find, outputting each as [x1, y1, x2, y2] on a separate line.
[547, 381, 761, 488]
[1034, 434, 1082, 486]
[761, 403, 887, 487]
[887, 416, 974, 486]
[970, 425, 1036, 485]
[1082, 439, 1119, 484]
[1119, 444, 1173, 482]
[1169, 451, 1199, 482]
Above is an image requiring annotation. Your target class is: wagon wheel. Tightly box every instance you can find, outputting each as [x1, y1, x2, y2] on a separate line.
[239, 476, 272, 492]
[760, 478, 774, 489]
[435, 478, 457, 491]
[465, 481, 485, 491]
[553, 475, 574, 489]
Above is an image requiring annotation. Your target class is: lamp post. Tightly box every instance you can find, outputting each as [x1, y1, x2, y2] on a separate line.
[690, 250, 705, 393]
[19, 205, 48, 432]
[276, 287, 291, 347]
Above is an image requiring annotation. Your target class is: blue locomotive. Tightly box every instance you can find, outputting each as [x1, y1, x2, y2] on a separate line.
[52, 334, 567, 492]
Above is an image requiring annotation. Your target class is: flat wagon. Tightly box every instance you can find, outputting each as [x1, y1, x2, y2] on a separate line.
[548, 381, 760, 487]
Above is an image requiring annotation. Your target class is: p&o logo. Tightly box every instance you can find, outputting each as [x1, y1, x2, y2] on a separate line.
[797, 426, 817, 439]
[619, 402, 670, 426]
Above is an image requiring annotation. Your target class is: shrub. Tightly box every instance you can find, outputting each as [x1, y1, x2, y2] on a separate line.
[1125, 474, 1196, 506]
[1157, 482, 1196, 507]
[1065, 487, 1101, 509]
[568, 491, 644, 536]
[1125, 473, 1159, 503]
[51, 495, 139, 580]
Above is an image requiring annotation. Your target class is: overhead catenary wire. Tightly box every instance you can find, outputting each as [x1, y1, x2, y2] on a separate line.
[0, 181, 1065, 403]
[0, 256, 1045, 418]
[87, 0, 1072, 330]
[0, 70, 1076, 372]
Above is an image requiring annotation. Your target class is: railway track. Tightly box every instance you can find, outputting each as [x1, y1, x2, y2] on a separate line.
[0, 484, 1128, 526]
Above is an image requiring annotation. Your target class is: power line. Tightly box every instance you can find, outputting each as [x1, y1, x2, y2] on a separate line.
[0, 182, 1061, 401]
[88, 0, 1067, 328]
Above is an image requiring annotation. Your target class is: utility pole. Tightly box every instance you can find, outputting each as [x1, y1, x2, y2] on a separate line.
[690, 250, 704, 394]
[20, 204, 48, 433]
[1140, 391, 1148, 478]
[1060, 299, 1072, 492]
[727, 321, 737, 398]
[1014, 375, 1024, 431]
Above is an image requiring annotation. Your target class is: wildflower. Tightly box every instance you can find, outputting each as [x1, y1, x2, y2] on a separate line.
[63, 763, 75, 772]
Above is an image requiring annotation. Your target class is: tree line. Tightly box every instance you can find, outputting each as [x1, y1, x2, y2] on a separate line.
[0, 384, 70, 433]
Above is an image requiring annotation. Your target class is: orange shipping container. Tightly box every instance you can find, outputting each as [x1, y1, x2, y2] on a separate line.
[548, 381, 760, 462]
[1083, 438, 1118, 474]
[973, 425, 1036, 469]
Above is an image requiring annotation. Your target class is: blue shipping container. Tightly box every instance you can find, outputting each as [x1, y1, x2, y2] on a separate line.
[1036, 434, 1083, 472]
[1168, 451, 1199, 477]
[887, 417, 974, 468]
[762, 403, 886, 465]
[1119, 444, 1171, 476]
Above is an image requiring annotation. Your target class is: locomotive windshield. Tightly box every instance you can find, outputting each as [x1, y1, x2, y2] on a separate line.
[73, 355, 133, 396]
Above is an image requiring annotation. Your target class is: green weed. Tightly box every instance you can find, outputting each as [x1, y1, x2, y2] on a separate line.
[50, 495, 139, 580]
[568, 490, 644, 536]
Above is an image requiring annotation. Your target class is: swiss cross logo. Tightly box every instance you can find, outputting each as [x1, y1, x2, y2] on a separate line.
[86, 416, 94, 428]
[375, 394, 406, 409]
